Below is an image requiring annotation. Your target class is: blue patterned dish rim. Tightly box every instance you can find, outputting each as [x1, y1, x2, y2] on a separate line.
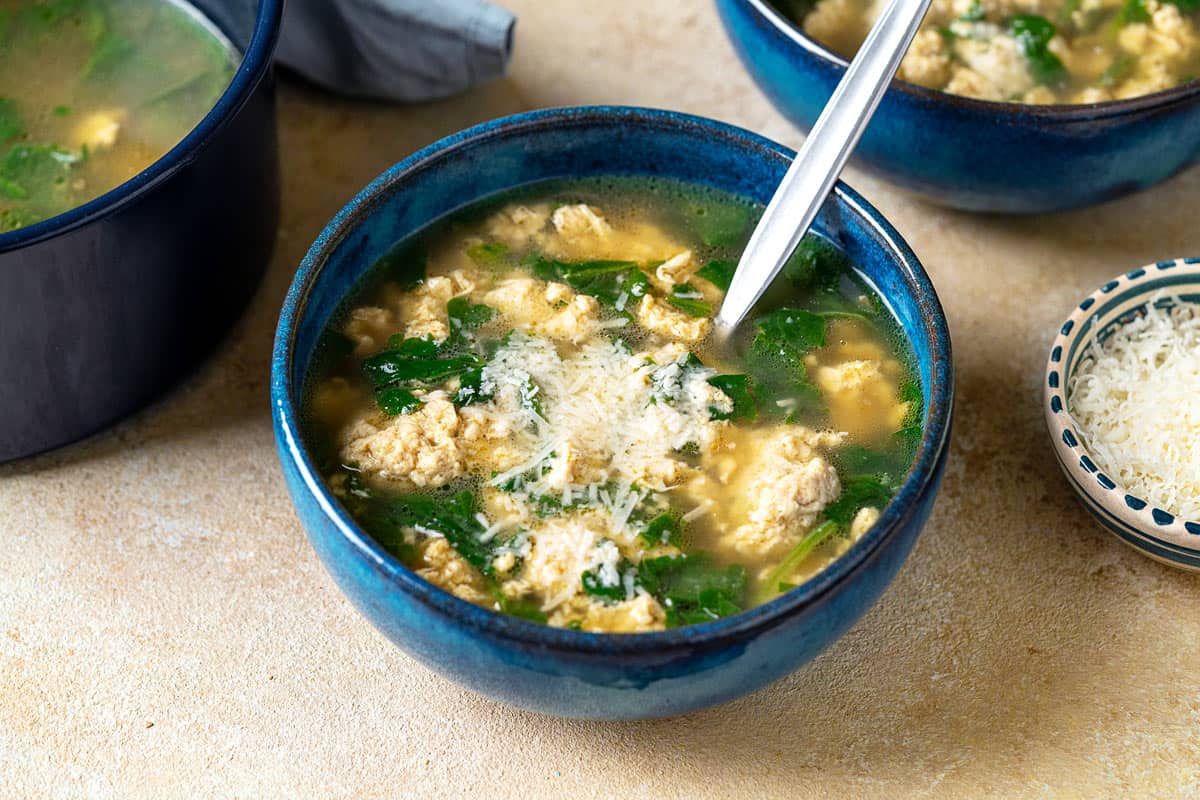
[1044, 257, 1200, 570]
[0, 0, 285, 252]
[272, 105, 954, 651]
[744, 0, 1200, 116]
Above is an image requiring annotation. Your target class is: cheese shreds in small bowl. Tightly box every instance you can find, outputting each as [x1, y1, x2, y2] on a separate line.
[1069, 295, 1200, 521]
[1045, 258, 1200, 570]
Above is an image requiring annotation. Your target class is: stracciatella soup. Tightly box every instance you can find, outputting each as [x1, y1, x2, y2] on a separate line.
[0, 0, 238, 233]
[303, 179, 923, 633]
[780, 0, 1200, 103]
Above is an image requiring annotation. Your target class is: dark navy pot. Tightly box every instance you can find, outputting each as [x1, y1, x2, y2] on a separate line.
[0, 0, 283, 462]
[717, 0, 1200, 213]
[272, 106, 954, 720]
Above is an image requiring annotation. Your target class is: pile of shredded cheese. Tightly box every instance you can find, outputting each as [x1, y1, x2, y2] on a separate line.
[1068, 296, 1200, 520]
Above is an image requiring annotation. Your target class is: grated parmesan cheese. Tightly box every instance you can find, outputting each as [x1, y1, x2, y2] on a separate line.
[1068, 296, 1200, 520]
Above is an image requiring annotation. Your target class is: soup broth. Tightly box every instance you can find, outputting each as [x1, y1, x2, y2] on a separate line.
[302, 179, 923, 633]
[0, 0, 238, 233]
[779, 0, 1200, 103]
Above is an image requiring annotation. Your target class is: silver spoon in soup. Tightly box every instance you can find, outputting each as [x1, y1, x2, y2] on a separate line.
[715, 0, 933, 334]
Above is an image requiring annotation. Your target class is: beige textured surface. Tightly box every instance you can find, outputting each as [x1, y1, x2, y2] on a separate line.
[4, 2, 1200, 797]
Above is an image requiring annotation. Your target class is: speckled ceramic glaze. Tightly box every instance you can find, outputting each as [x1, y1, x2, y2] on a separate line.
[716, 0, 1200, 213]
[271, 106, 954, 719]
[1045, 258, 1200, 570]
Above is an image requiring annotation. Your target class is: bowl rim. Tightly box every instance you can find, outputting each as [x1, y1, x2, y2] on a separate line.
[0, 0, 285, 253]
[1043, 257, 1200, 568]
[271, 105, 955, 654]
[739, 0, 1200, 119]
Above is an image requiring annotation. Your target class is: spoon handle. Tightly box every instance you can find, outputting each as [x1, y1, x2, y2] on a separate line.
[715, 0, 934, 332]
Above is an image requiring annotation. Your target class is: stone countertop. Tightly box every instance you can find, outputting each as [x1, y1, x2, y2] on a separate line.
[4, 2, 1199, 797]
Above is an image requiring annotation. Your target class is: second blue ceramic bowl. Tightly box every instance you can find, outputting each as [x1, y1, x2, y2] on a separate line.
[272, 106, 954, 719]
[716, 0, 1200, 213]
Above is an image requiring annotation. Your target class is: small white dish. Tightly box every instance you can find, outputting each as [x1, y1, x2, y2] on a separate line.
[1044, 257, 1200, 570]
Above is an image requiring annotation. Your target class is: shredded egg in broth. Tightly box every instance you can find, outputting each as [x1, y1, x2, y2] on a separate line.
[302, 178, 923, 633]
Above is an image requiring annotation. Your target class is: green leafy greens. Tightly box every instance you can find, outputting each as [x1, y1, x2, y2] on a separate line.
[638, 554, 748, 627]
[666, 284, 712, 317]
[1009, 15, 1068, 87]
[525, 254, 651, 313]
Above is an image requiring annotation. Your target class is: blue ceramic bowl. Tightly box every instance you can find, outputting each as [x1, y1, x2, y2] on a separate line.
[1045, 258, 1200, 569]
[272, 106, 955, 719]
[716, 0, 1200, 213]
[0, 0, 282, 462]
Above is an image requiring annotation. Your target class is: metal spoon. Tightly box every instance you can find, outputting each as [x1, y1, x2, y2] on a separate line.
[714, 0, 933, 334]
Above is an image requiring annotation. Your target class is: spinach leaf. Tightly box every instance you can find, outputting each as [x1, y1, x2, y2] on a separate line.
[581, 563, 632, 602]
[707, 373, 757, 422]
[759, 520, 841, 601]
[832, 446, 904, 490]
[520, 376, 544, 418]
[81, 33, 135, 82]
[695, 259, 736, 291]
[0, 207, 38, 233]
[525, 254, 651, 312]
[331, 470, 420, 561]
[466, 241, 508, 268]
[825, 475, 894, 527]
[0, 176, 25, 201]
[0, 143, 78, 208]
[1008, 15, 1068, 87]
[0, 99, 24, 143]
[23, 0, 107, 34]
[447, 296, 496, 331]
[1107, 0, 1149, 37]
[782, 234, 848, 290]
[754, 307, 827, 353]
[666, 284, 712, 317]
[638, 554, 747, 628]
[496, 593, 548, 623]
[746, 335, 824, 422]
[453, 366, 494, 406]
[382, 335, 441, 359]
[364, 335, 480, 391]
[376, 387, 424, 416]
[362, 352, 480, 388]
[687, 201, 753, 248]
[745, 308, 827, 419]
[639, 510, 684, 547]
[893, 379, 924, 461]
[527, 254, 632, 283]
[371, 490, 504, 576]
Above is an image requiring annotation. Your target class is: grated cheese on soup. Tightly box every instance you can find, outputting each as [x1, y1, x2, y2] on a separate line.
[1068, 297, 1200, 520]
[303, 180, 923, 632]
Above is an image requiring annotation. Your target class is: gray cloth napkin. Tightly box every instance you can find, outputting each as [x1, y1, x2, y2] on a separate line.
[204, 0, 516, 102]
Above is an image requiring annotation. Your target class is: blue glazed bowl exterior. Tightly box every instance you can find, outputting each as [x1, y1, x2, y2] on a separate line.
[716, 0, 1200, 213]
[272, 106, 954, 719]
[0, 0, 283, 462]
